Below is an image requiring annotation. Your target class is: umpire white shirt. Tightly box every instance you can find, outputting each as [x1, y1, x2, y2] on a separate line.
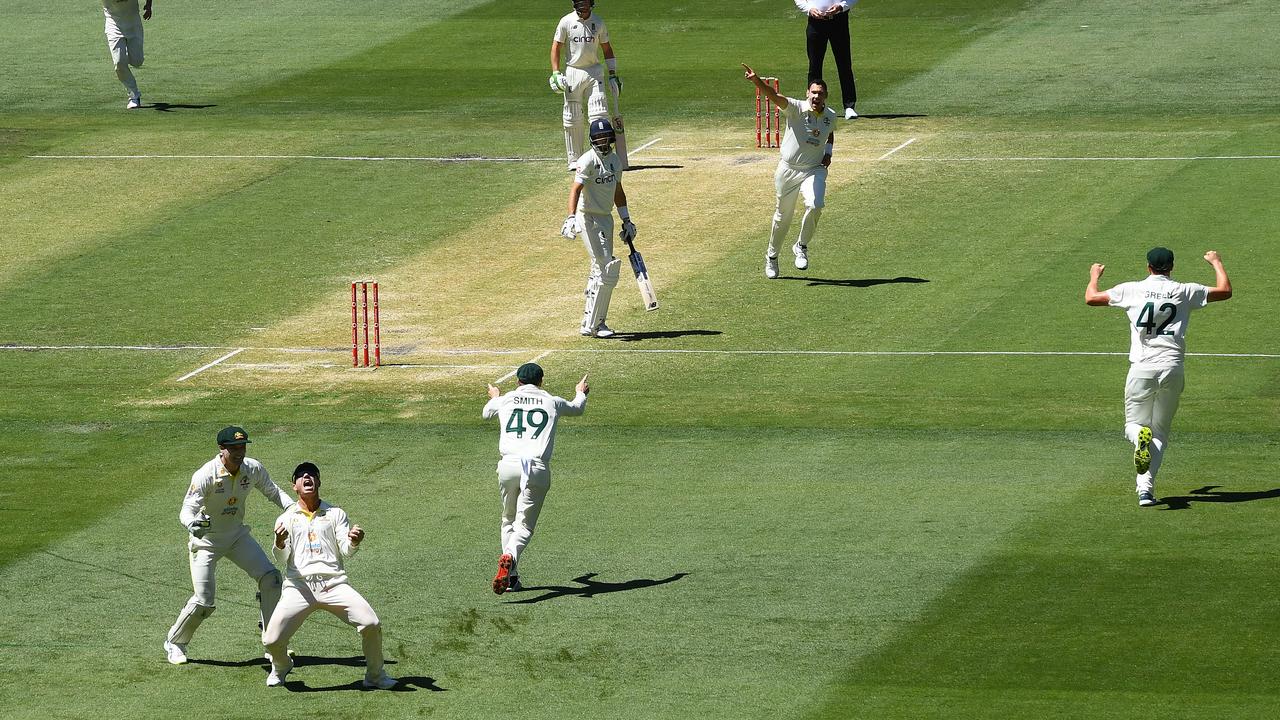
[779, 97, 838, 170]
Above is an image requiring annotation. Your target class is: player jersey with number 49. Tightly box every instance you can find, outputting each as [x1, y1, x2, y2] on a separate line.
[482, 384, 587, 464]
[1108, 274, 1209, 367]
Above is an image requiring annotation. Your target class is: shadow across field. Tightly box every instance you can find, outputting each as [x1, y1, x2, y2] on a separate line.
[1160, 485, 1280, 511]
[284, 675, 446, 693]
[504, 572, 688, 605]
[624, 164, 684, 171]
[778, 276, 930, 288]
[150, 102, 218, 112]
[608, 329, 722, 341]
[189, 654, 400, 669]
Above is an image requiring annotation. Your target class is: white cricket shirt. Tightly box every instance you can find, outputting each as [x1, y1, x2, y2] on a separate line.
[272, 501, 358, 584]
[795, 0, 856, 13]
[103, 0, 141, 20]
[573, 148, 622, 216]
[1107, 274, 1210, 367]
[554, 12, 610, 69]
[482, 384, 588, 465]
[180, 456, 291, 547]
[779, 97, 838, 170]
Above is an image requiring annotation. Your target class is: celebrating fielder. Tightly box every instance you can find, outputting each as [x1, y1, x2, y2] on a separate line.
[551, 0, 622, 171]
[562, 118, 635, 338]
[102, 0, 152, 109]
[164, 426, 291, 665]
[1084, 248, 1233, 507]
[263, 463, 396, 689]
[482, 363, 589, 594]
[743, 63, 839, 279]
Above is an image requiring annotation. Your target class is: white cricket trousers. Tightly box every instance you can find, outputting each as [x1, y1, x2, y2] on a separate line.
[264, 579, 385, 680]
[1123, 363, 1185, 494]
[185, 530, 277, 607]
[497, 456, 551, 575]
[578, 211, 619, 332]
[104, 10, 144, 100]
[769, 162, 827, 258]
[562, 64, 609, 167]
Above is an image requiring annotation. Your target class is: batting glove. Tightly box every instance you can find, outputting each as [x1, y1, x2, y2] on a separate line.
[609, 74, 623, 96]
[188, 519, 210, 539]
[620, 219, 637, 243]
[560, 215, 580, 239]
[549, 72, 567, 93]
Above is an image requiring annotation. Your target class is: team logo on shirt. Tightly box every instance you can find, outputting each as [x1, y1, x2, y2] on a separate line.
[308, 532, 317, 542]
[227, 496, 237, 506]
[213, 480, 225, 494]
[239, 476, 250, 489]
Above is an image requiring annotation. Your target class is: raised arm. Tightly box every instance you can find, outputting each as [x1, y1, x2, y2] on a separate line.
[742, 64, 786, 109]
[1084, 263, 1110, 306]
[1204, 250, 1232, 302]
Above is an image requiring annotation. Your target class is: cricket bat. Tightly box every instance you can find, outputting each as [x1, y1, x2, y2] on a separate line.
[624, 238, 658, 311]
[605, 80, 630, 170]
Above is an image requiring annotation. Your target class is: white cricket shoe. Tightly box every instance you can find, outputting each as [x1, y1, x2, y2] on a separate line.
[127, 96, 142, 110]
[581, 323, 615, 338]
[362, 672, 398, 690]
[765, 255, 779, 279]
[792, 242, 809, 270]
[266, 656, 294, 687]
[1138, 491, 1158, 507]
[164, 640, 188, 665]
[844, 106, 858, 120]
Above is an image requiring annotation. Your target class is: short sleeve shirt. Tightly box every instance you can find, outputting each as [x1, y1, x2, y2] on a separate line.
[554, 12, 610, 69]
[573, 149, 621, 216]
[779, 97, 838, 169]
[1107, 274, 1210, 366]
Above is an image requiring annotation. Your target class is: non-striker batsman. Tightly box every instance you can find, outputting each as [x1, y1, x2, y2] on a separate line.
[550, 0, 622, 171]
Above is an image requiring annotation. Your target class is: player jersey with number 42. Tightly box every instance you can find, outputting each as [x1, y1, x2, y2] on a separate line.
[483, 384, 588, 464]
[1107, 274, 1209, 367]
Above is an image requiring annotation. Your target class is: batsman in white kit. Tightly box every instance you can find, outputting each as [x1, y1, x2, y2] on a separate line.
[102, 0, 152, 109]
[164, 426, 291, 665]
[1085, 247, 1233, 507]
[743, 63, 839, 279]
[550, 0, 625, 170]
[263, 463, 396, 689]
[483, 363, 589, 594]
[562, 118, 637, 338]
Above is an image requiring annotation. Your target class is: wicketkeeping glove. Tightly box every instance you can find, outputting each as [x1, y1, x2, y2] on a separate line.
[560, 215, 580, 239]
[620, 219, 637, 243]
[609, 74, 623, 96]
[549, 72, 567, 93]
[188, 517, 210, 539]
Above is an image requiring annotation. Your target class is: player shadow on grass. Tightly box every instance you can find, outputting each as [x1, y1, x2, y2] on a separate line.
[623, 164, 683, 171]
[150, 102, 218, 112]
[608, 329, 722, 342]
[856, 113, 928, 120]
[282, 674, 445, 693]
[777, 275, 929, 288]
[188, 654, 398, 669]
[1158, 485, 1280, 511]
[503, 572, 688, 605]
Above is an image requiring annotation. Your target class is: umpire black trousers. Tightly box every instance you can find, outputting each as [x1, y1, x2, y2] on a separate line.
[806, 12, 857, 111]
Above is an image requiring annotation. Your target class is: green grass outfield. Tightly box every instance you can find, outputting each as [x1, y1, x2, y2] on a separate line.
[2, 0, 1279, 718]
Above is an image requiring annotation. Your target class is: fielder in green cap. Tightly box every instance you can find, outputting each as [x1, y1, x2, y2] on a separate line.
[163, 426, 293, 665]
[482, 364, 590, 594]
[1084, 248, 1233, 507]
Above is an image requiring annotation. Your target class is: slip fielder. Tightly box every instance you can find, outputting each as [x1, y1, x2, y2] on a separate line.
[164, 426, 291, 665]
[482, 363, 589, 594]
[743, 63, 839, 279]
[550, 0, 622, 171]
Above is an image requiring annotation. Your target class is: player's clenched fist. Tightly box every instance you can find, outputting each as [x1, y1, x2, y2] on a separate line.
[349, 525, 365, 545]
[274, 524, 289, 549]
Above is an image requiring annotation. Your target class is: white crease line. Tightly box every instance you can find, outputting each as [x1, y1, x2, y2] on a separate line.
[493, 350, 554, 384]
[878, 137, 917, 160]
[632, 137, 662, 154]
[176, 348, 245, 382]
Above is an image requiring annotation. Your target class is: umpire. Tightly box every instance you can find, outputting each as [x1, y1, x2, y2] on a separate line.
[797, 0, 859, 120]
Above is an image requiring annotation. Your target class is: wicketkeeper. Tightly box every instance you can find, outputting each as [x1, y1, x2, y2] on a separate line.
[482, 363, 589, 594]
[164, 426, 291, 665]
[550, 0, 622, 171]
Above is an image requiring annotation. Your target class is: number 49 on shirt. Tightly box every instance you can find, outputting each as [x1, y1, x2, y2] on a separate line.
[505, 408, 549, 439]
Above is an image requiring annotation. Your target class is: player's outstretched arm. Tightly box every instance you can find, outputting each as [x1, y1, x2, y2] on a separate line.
[1204, 250, 1232, 302]
[743, 63, 786, 108]
[1084, 263, 1110, 305]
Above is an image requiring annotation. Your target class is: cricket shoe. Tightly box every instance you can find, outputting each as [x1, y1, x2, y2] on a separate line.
[127, 96, 142, 110]
[1134, 426, 1152, 474]
[507, 575, 523, 592]
[362, 672, 399, 690]
[792, 242, 809, 270]
[1138, 491, 1158, 508]
[581, 322, 615, 338]
[266, 656, 293, 687]
[765, 254, 779, 279]
[163, 640, 188, 665]
[492, 553, 514, 594]
[844, 107, 858, 120]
